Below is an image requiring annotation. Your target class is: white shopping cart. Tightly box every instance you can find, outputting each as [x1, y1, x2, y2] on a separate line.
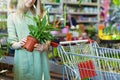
[57, 39, 120, 80]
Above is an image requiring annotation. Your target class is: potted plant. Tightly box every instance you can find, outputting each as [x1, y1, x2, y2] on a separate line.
[23, 13, 58, 51]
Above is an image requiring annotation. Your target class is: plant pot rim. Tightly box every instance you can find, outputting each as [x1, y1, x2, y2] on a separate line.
[27, 35, 39, 43]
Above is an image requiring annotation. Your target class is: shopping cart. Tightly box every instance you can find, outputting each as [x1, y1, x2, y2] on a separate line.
[57, 39, 120, 80]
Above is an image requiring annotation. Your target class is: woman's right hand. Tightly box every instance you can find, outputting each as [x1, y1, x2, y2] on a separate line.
[11, 38, 27, 49]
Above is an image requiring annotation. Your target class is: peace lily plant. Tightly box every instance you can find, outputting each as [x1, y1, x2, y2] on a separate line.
[26, 13, 55, 43]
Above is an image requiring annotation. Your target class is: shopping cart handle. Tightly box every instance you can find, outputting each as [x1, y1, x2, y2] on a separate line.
[60, 39, 92, 45]
[88, 39, 94, 43]
[50, 42, 59, 47]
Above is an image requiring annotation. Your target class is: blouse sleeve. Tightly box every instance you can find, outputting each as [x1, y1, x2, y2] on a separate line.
[7, 14, 18, 44]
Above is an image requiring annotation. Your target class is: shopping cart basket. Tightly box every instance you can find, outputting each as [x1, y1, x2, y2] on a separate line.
[57, 39, 120, 80]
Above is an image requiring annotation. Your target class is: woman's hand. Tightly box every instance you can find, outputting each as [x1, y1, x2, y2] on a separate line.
[34, 41, 50, 52]
[11, 38, 27, 49]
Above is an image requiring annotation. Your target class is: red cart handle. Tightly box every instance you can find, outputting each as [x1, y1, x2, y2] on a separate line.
[88, 39, 94, 43]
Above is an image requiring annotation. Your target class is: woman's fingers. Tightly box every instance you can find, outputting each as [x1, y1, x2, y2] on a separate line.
[34, 44, 41, 48]
[19, 38, 27, 46]
[21, 38, 27, 42]
[34, 43, 49, 52]
[43, 44, 48, 51]
[34, 44, 43, 51]
[46, 41, 51, 46]
[20, 41, 25, 45]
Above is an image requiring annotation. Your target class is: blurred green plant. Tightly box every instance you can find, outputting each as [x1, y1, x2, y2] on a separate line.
[0, 38, 10, 58]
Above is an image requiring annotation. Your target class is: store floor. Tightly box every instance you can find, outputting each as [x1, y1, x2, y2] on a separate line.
[1, 59, 64, 80]
[0, 76, 13, 80]
[0, 57, 63, 80]
[0, 71, 63, 80]
[0, 72, 13, 80]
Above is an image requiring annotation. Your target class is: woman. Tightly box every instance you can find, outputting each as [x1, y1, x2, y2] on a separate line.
[7, 0, 50, 80]
[66, 14, 77, 29]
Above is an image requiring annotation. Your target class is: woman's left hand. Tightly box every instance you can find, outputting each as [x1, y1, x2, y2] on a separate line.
[34, 43, 49, 52]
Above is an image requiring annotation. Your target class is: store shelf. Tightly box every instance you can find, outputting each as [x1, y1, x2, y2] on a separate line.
[43, 2, 60, 5]
[8, 9, 16, 13]
[77, 20, 98, 23]
[0, 0, 7, 2]
[67, 12, 98, 15]
[0, 19, 7, 22]
[0, 0, 7, 34]
[43, 1, 62, 23]
[0, 10, 7, 13]
[63, 0, 100, 25]
[80, 2, 98, 6]
[43, 0, 100, 25]
[0, 32, 7, 35]
[64, 2, 98, 6]
[48, 11, 62, 14]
